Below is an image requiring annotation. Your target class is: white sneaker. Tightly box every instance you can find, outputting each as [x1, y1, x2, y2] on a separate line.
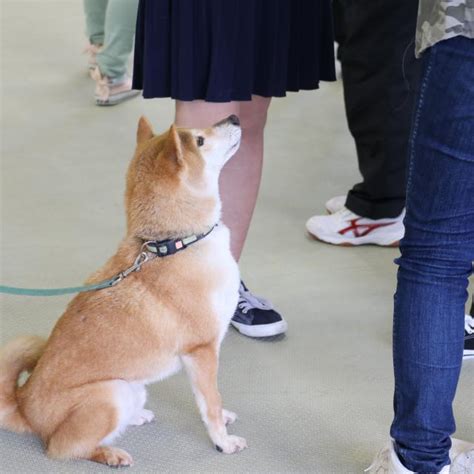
[306, 207, 405, 247]
[325, 195, 346, 214]
[450, 438, 474, 474]
[464, 314, 474, 359]
[366, 441, 419, 473]
[367, 439, 474, 474]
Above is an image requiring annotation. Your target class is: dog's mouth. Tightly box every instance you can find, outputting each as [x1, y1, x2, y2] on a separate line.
[227, 129, 242, 154]
[225, 140, 240, 159]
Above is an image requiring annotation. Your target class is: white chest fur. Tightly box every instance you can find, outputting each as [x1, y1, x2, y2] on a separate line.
[138, 224, 238, 386]
[205, 225, 240, 345]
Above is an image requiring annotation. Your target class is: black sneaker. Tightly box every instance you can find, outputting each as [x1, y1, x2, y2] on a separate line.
[465, 298, 474, 359]
[230, 282, 288, 338]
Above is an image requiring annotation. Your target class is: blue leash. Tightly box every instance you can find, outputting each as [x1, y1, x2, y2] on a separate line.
[0, 249, 151, 297]
[0, 279, 118, 297]
[0, 225, 217, 297]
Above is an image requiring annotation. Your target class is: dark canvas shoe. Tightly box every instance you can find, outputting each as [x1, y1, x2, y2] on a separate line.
[231, 282, 288, 338]
[464, 298, 474, 359]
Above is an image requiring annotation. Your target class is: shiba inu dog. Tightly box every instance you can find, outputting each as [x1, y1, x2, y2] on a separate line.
[0, 115, 247, 467]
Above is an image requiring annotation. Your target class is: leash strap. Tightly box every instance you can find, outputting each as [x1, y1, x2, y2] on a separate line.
[0, 280, 118, 297]
[0, 224, 217, 297]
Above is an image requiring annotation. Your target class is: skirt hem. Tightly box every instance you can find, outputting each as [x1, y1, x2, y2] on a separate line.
[135, 79, 337, 102]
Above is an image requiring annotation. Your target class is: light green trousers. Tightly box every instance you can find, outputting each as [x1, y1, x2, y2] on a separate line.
[83, 0, 139, 78]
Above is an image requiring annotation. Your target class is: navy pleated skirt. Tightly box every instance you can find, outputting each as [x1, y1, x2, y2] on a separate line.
[133, 0, 336, 102]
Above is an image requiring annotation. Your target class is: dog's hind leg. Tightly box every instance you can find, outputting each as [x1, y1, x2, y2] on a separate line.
[182, 346, 247, 454]
[46, 382, 133, 467]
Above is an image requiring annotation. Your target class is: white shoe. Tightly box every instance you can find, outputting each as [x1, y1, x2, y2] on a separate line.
[325, 195, 346, 214]
[464, 314, 474, 359]
[450, 438, 474, 474]
[367, 439, 474, 474]
[306, 207, 405, 247]
[366, 441, 418, 473]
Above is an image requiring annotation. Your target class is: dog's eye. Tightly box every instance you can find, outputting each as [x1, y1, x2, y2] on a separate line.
[196, 136, 205, 147]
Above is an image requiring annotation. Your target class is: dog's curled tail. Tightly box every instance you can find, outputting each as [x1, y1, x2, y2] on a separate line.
[0, 335, 46, 433]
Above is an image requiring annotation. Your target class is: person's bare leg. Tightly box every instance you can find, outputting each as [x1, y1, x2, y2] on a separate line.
[175, 100, 240, 254]
[176, 98, 286, 338]
[219, 96, 271, 260]
[175, 96, 271, 260]
[175, 101, 240, 130]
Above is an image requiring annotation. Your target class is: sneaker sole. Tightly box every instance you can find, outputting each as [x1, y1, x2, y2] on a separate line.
[95, 89, 141, 106]
[463, 349, 474, 358]
[230, 320, 288, 338]
[307, 231, 401, 248]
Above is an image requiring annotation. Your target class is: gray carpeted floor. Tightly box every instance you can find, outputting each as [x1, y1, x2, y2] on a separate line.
[1, 1, 473, 473]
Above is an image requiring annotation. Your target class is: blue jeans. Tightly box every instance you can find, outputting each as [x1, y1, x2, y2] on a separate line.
[390, 36, 474, 473]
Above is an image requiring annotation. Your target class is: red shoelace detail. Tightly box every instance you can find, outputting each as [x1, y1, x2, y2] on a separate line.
[339, 218, 396, 238]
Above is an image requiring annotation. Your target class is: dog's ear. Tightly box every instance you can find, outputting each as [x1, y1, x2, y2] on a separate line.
[164, 124, 184, 165]
[137, 116, 154, 144]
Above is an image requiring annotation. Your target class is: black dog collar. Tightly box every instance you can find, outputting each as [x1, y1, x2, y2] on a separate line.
[143, 224, 217, 257]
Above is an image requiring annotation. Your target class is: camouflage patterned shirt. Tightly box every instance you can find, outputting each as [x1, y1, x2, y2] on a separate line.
[416, 0, 474, 56]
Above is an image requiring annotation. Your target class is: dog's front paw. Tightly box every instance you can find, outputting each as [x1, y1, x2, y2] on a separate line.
[130, 409, 155, 426]
[91, 446, 133, 467]
[222, 409, 238, 425]
[215, 435, 248, 454]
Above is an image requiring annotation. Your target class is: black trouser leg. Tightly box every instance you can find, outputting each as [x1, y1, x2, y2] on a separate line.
[333, 0, 421, 219]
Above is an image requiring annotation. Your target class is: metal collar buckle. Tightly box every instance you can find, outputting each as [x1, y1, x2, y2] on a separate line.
[111, 243, 154, 286]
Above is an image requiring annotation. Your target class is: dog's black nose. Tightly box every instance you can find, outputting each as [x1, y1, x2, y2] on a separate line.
[228, 114, 240, 126]
[213, 115, 241, 128]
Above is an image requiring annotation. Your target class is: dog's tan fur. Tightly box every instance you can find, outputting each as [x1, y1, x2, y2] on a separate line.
[0, 116, 246, 467]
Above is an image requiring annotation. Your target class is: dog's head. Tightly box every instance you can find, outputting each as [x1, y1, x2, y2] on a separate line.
[125, 115, 241, 240]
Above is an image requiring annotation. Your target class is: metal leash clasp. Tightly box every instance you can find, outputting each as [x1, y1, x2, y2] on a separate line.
[110, 247, 152, 286]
